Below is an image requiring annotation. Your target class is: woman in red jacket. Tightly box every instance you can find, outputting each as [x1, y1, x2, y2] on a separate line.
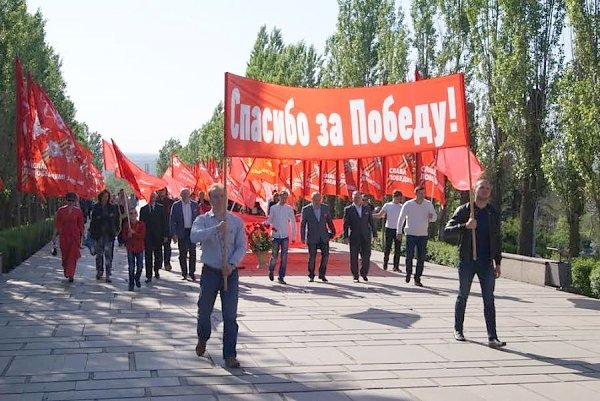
[122, 208, 146, 291]
[53, 192, 84, 282]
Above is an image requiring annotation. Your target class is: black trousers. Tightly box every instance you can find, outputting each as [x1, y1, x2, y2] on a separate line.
[144, 244, 162, 279]
[178, 228, 196, 277]
[384, 227, 402, 269]
[349, 237, 371, 279]
[307, 241, 330, 278]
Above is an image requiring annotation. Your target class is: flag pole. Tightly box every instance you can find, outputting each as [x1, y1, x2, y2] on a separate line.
[222, 73, 229, 291]
[467, 146, 477, 261]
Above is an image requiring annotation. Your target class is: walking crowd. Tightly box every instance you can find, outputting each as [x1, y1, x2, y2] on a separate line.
[52, 179, 506, 369]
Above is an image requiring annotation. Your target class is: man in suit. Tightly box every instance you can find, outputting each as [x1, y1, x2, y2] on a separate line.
[343, 191, 377, 283]
[139, 192, 168, 283]
[170, 188, 199, 280]
[301, 192, 336, 282]
[157, 187, 174, 271]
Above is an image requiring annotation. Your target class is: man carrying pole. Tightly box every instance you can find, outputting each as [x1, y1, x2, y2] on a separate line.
[444, 179, 506, 348]
[190, 183, 246, 368]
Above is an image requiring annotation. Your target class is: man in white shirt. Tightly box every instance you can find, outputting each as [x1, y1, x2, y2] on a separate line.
[373, 190, 404, 272]
[396, 185, 437, 286]
[266, 191, 297, 284]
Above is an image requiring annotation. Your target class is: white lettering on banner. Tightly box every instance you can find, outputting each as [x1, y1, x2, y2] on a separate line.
[262, 108, 273, 143]
[229, 85, 460, 149]
[349, 88, 460, 147]
[389, 167, 407, 175]
[316, 113, 344, 146]
[388, 174, 413, 183]
[420, 166, 440, 185]
[230, 88, 240, 139]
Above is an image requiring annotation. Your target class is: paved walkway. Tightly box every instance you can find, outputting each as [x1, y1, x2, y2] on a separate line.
[1, 241, 599, 401]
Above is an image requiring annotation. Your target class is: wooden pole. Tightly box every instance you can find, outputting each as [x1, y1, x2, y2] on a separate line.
[466, 147, 477, 261]
[222, 73, 229, 291]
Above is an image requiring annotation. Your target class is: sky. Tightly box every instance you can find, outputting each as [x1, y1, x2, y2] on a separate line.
[26, 0, 341, 154]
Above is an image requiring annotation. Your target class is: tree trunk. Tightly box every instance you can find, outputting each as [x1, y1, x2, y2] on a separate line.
[567, 210, 581, 258]
[518, 174, 537, 256]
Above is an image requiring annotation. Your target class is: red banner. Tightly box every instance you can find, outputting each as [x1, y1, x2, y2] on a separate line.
[102, 139, 121, 177]
[321, 160, 338, 197]
[436, 147, 484, 191]
[359, 157, 384, 199]
[225, 73, 468, 160]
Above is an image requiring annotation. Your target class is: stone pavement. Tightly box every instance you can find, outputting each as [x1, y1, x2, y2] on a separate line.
[1, 241, 600, 401]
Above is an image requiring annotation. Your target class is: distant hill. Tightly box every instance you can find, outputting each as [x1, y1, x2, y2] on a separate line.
[126, 153, 159, 175]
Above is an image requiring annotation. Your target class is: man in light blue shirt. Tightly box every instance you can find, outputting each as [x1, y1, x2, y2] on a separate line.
[190, 183, 246, 369]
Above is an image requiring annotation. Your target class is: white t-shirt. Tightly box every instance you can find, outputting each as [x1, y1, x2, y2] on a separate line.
[381, 201, 403, 229]
[397, 199, 437, 236]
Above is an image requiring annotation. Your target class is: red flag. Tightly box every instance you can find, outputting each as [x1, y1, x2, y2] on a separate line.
[102, 139, 121, 177]
[338, 159, 358, 198]
[321, 160, 338, 197]
[171, 154, 197, 190]
[193, 161, 216, 194]
[15, 59, 38, 194]
[436, 147, 484, 191]
[111, 139, 167, 202]
[416, 151, 446, 205]
[305, 160, 320, 200]
[359, 157, 384, 199]
[246, 158, 279, 185]
[162, 167, 187, 197]
[384, 155, 415, 198]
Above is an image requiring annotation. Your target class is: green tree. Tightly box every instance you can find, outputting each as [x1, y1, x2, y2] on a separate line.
[321, 0, 410, 87]
[156, 138, 183, 177]
[560, 0, 600, 230]
[492, 0, 565, 255]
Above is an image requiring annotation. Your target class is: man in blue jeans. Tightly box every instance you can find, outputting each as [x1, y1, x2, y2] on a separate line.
[265, 191, 296, 285]
[190, 183, 247, 368]
[396, 186, 437, 286]
[444, 179, 506, 348]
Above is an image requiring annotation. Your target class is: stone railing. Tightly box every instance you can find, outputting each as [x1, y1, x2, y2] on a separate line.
[501, 252, 570, 288]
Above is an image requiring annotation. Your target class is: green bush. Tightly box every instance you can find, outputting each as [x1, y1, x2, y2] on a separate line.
[589, 265, 600, 298]
[426, 240, 459, 267]
[570, 257, 598, 297]
[0, 218, 54, 273]
[502, 217, 519, 254]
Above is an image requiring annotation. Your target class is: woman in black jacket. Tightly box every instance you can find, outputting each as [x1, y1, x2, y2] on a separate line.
[89, 189, 121, 282]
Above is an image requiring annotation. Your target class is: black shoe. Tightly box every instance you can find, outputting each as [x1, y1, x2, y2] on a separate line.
[405, 275, 411, 283]
[190, 273, 196, 281]
[68, 277, 74, 283]
[308, 277, 314, 282]
[393, 267, 401, 272]
[454, 331, 465, 341]
[96, 275, 102, 280]
[155, 272, 160, 279]
[414, 278, 423, 287]
[165, 263, 172, 272]
[277, 278, 287, 285]
[319, 276, 328, 282]
[105, 278, 112, 283]
[135, 279, 141, 288]
[353, 277, 360, 283]
[181, 275, 187, 280]
[145, 278, 152, 284]
[361, 276, 368, 282]
[383, 264, 388, 271]
[269, 272, 274, 281]
[128, 286, 134, 291]
[488, 338, 507, 348]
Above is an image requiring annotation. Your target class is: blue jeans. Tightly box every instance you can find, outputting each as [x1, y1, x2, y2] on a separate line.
[127, 251, 144, 286]
[269, 238, 289, 279]
[454, 259, 497, 339]
[197, 267, 239, 359]
[405, 235, 428, 279]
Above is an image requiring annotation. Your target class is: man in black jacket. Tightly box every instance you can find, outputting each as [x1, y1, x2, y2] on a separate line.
[444, 179, 506, 348]
[140, 192, 167, 283]
[343, 191, 377, 283]
[89, 189, 121, 282]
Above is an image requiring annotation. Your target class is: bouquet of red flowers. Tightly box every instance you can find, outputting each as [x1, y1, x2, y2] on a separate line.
[247, 222, 272, 253]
